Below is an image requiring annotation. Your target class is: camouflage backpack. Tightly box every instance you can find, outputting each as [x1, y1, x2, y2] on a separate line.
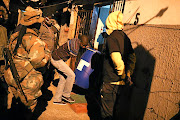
[0, 25, 8, 60]
[4, 26, 50, 110]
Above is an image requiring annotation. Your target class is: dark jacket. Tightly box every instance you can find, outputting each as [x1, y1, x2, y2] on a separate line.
[103, 30, 136, 83]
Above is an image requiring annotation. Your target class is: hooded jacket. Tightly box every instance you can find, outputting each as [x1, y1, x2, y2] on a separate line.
[103, 11, 136, 83]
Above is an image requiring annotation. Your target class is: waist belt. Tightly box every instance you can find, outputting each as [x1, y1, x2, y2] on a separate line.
[20, 63, 34, 82]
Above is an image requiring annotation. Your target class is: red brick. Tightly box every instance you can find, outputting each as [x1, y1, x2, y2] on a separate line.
[70, 103, 87, 113]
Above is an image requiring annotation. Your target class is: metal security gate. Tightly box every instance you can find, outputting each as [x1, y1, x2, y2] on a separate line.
[112, 0, 125, 13]
[75, 10, 93, 38]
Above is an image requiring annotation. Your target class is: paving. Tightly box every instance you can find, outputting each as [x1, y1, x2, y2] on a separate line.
[0, 68, 90, 120]
[37, 82, 90, 120]
[5, 80, 90, 120]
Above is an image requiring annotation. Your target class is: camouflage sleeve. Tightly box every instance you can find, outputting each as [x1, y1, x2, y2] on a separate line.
[24, 35, 51, 69]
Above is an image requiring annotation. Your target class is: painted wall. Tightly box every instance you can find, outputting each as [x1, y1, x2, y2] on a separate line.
[92, 5, 110, 49]
[123, 0, 180, 25]
[123, 0, 180, 119]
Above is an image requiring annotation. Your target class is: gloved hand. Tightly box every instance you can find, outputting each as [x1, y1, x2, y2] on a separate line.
[126, 71, 133, 86]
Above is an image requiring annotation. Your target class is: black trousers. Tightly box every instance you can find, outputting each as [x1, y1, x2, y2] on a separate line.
[101, 83, 118, 119]
[101, 83, 132, 120]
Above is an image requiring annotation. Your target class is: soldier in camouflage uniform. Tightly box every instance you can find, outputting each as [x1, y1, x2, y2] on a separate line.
[0, 6, 8, 119]
[39, 16, 60, 53]
[0, 5, 8, 75]
[4, 6, 51, 112]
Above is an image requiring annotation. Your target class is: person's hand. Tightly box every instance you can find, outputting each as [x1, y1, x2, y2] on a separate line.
[126, 71, 133, 86]
[126, 75, 133, 86]
[64, 27, 69, 32]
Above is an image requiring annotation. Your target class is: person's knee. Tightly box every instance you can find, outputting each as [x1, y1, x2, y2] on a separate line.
[70, 72, 75, 79]
[66, 70, 75, 80]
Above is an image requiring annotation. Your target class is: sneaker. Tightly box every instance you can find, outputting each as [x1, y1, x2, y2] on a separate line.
[62, 96, 75, 103]
[53, 101, 67, 105]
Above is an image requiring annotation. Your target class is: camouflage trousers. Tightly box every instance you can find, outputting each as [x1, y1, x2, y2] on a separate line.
[4, 66, 44, 112]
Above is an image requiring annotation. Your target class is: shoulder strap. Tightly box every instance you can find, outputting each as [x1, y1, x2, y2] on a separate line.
[13, 25, 27, 54]
[54, 29, 60, 50]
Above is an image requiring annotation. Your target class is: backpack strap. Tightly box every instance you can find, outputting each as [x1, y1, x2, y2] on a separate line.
[11, 26, 37, 81]
[19, 62, 34, 82]
[13, 25, 27, 55]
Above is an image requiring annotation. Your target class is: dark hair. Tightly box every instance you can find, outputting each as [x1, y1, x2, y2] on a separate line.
[54, 9, 71, 27]
[79, 35, 89, 46]
[60, 11, 71, 26]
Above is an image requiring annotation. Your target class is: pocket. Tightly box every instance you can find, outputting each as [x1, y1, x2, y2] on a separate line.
[21, 69, 43, 99]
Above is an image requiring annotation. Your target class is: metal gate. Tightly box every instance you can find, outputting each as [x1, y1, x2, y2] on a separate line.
[112, 0, 125, 13]
[75, 10, 93, 38]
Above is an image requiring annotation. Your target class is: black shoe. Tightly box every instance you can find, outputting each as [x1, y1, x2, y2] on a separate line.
[53, 101, 67, 105]
[62, 96, 75, 103]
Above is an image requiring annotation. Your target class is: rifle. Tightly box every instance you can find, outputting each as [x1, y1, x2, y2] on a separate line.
[3, 48, 28, 103]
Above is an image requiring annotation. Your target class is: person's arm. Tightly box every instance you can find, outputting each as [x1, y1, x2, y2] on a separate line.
[126, 52, 136, 76]
[110, 52, 124, 75]
[107, 36, 125, 76]
[124, 37, 136, 86]
[126, 38, 136, 76]
[23, 35, 51, 69]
